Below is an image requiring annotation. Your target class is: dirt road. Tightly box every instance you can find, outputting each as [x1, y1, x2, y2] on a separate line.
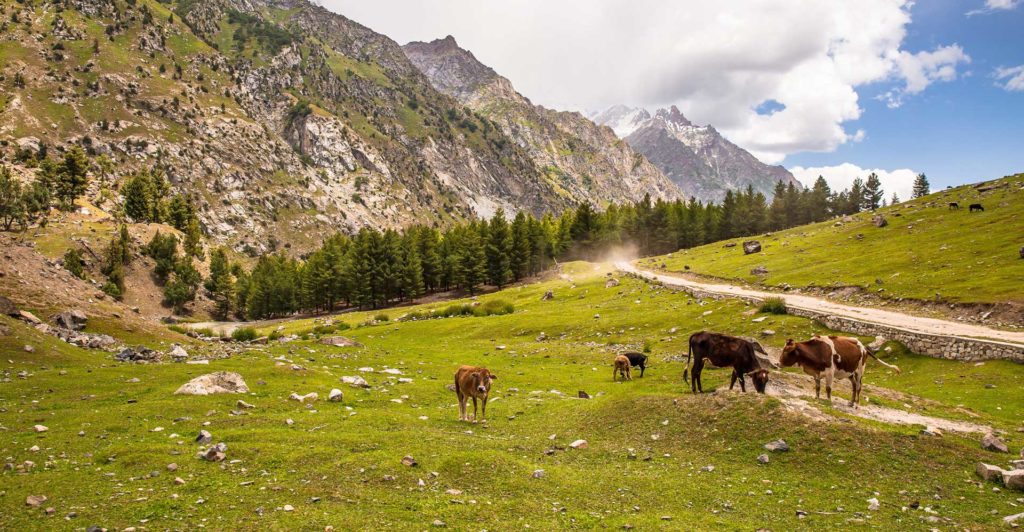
[618, 262, 1024, 347]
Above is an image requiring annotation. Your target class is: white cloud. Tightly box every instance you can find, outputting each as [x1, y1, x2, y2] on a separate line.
[994, 65, 1024, 91]
[325, 0, 970, 164]
[790, 163, 918, 202]
[967, 0, 1020, 15]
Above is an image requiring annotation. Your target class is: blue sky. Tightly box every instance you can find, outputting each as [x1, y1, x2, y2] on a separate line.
[786, 0, 1024, 189]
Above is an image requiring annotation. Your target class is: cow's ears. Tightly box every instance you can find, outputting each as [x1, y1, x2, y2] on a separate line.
[785, 338, 794, 345]
[489, 373, 497, 380]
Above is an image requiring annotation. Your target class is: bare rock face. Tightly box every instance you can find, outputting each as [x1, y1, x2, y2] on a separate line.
[0, 295, 18, 316]
[53, 310, 87, 331]
[742, 241, 762, 255]
[175, 372, 249, 395]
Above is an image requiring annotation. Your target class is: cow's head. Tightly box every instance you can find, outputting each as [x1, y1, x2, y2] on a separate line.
[779, 339, 798, 367]
[749, 369, 770, 393]
[474, 370, 496, 394]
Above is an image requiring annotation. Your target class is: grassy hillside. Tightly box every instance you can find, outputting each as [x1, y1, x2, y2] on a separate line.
[650, 174, 1024, 306]
[1, 263, 1021, 529]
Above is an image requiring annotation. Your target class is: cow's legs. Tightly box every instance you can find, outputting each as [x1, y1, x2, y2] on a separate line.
[825, 370, 834, 401]
[639, 364, 645, 378]
[729, 371, 737, 390]
[814, 376, 821, 398]
[471, 397, 478, 422]
[613, 366, 618, 381]
[457, 392, 466, 421]
[692, 359, 705, 393]
[737, 371, 746, 392]
[625, 367, 631, 381]
[481, 396, 488, 422]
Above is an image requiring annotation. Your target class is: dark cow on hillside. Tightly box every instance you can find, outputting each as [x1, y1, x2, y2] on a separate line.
[620, 351, 649, 377]
[779, 336, 901, 407]
[969, 203, 984, 212]
[948, 202, 959, 210]
[683, 332, 770, 394]
[454, 365, 497, 423]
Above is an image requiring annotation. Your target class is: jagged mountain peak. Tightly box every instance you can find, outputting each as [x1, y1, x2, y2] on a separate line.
[653, 105, 693, 127]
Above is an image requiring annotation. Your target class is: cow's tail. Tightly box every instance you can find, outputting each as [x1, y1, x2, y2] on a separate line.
[861, 340, 901, 374]
[682, 340, 692, 383]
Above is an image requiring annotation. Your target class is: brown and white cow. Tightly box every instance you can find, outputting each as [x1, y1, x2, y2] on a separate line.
[454, 365, 497, 422]
[779, 335, 900, 407]
[684, 331, 770, 394]
[613, 354, 632, 381]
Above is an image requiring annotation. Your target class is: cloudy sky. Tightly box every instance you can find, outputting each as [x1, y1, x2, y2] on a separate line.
[324, 0, 1024, 198]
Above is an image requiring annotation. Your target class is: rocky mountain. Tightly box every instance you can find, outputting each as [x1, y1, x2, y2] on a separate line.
[592, 106, 800, 201]
[0, 0, 582, 254]
[403, 37, 681, 205]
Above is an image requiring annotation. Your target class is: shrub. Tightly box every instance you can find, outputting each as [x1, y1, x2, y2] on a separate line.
[759, 297, 788, 315]
[473, 299, 514, 317]
[231, 327, 258, 342]
[268, 330, 283, 341]
[374, 313, 390, 322]
[63, 248, 84, 279]
[193, 328, 215, 338]
[167, 324, 187, 335]
[642, 339, 652, 354]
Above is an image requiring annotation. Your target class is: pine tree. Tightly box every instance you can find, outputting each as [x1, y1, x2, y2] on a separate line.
[912, 173, 930, 198]
[509, 211, 531, 281]
[848, 178, 865, 214]
[891, 192, 900, 205]
[459, 225, 488, 295]
[49, 146, 90, 210]
[486, 209, 512, 288]
[810, 176, 832, 221]
[864, 173, 883, 210]
[206, 247, 234, 320]
[399, 237, 424, 300]
[121, 171, 157, 222]
[183, 217, 204, 259]
[63, 248, 84, 279]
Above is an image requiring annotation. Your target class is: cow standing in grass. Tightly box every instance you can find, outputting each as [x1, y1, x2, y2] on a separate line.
[454, 366, 497, 422]
[779, 336, 900, 407]
[613, 355, 632, 381]
[684, 332, 770, 394]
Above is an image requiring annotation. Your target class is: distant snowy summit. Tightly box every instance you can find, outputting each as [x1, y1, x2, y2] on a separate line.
[591, 105, 800, 201]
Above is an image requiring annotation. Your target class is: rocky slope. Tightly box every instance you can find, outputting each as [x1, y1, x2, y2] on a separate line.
[0, 0, 576, 254]
[592, 106, 800, 201]
[403, 36, 681, 205]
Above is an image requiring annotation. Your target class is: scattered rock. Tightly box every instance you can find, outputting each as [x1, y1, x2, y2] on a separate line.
[401, 455, 418, 467]
[432, 519, 446, 527]
[0, 295, 19, 316]
[174, 477, 186, 485]
[198, 442, 227, 462]
[757, 454, 770, 464]
[920, 426, 943, 437]
[1005, 470, 1024, 490]
[329, 389, 344, 402]
[320, 336, 362, 347]
[341, 376, 370, 388]
[605, 278, 620, 288]
[867, 497, 880, 511]
[700, 465, 715, 472]
[33, 424, 48, 433]
[977, 463, 1005, 482]
[168, 344, 189, 362]
[569, 439, 588, 450]
[982, 433, 1009, 453]
[532, 469, 545, 479]
[764, 439, 790, 452]
[25, 495, 47, 507]
[541, 290, 554, 301]
[761, 329, 775, 337]
[17, 310, 42, 325]
[53, 309, 87, 331]
[283, 504, 294, 512]
[114, 346, 159, 363]
[535, 332, 547, 341]
[289, 392, 318, 403]
[167, 463, 178, 472]
[175, 372, 249, 395]
[196, 430, 212, 444]
[872, 214, 888, 228]
[23, 344, 35, 353]
[236, 400, 255, 409]
[751, 265, 769, 275]
[742, 240, 761, 254]
[578, 391, 590, 399]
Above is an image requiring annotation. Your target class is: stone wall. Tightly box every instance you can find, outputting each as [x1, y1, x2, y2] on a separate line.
[639, 275, 1024, 363]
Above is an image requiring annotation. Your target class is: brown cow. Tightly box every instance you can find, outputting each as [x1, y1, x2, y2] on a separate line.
[779, 336, 901, 407]
[613, 354, 632, 381]
[454, 365, 497, 422]
[683, 331, 770, 394]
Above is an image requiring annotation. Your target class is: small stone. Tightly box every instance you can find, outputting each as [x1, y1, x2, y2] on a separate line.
[982, 433, 1009, 453]
[569, 439, 588, 449]
[757, 454, 770, 464]
[577, 391, 590, 399]
[196, 430, 212, 444]
[33, 424, 48, 433]
[920, 426, 943, 437]
[283, 504, 294, 512]
[867, 497, 880, 511]
[328, 389, 343, 402]
[25, 495, 47, 507]
[1005, 470, 1024, 490]
[401, 455, 418, 467]
[764, 439, 790, 452]
[167, 463, 178, 472]
[700, 465, 714, 472]
[532, 469, 545, 479]
[237, 400, 255, 409]
[432, 519, 446, 527]
[24, 345, 35, 353]
[174, 477, 186, 485]
[977, 462, 1005, 482]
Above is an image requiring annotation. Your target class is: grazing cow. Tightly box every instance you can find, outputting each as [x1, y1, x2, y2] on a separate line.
[969, 203, 984, 212]
[620, 351, 649, 377]
[454, 365, 496, 422]
[683, 332, 770, 394]
[613, 355, 632, 381]
[779, 336, 901, 407]
[948, 202, 959, 210]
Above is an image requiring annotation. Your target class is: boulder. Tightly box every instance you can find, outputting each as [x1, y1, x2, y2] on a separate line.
[764, 439, 790, 452]
[328, 389, 343, 402]
[977, 462, 1005, 482]
[578, 391, 590, 399]
[198, 442, 227, 462]
[175, 372, 249, 395]
[872, 215, 888, 228]
[1005, 469, 1024, 491]
[341, 376, 370, 388]
[168, 344, 189, 362]
[196, 430, 212, 444]
[17, 310, 42, 324]
[53, 310, 87, 331]
[25, 494, 47, 507]
[320, 336, 362, 347]
[0, 295, 18, 316]
[115, 346, 159, 362]
[982, 433, 1009, 453]
[742, 241, 761, 254]
[401, 455, 417, 467]
[605, 278, 620, 288]
[750, 265, 769, 275]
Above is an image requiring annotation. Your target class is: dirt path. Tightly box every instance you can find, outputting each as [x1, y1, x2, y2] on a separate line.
[618, 261, 1024, 347]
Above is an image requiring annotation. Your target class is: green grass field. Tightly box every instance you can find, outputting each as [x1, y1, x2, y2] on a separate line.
[1, 263, 1021, 530]
[651, 174, 1024, 305]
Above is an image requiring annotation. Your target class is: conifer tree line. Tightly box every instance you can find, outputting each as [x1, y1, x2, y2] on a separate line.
[219, 173, 906, 321]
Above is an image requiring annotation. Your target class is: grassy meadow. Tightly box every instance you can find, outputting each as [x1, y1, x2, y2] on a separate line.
[650, 174, 1024, 305]
[1, 263, 1022, 530]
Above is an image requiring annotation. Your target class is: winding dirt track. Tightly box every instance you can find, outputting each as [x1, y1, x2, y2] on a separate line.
[618, 262, 1024, 348]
